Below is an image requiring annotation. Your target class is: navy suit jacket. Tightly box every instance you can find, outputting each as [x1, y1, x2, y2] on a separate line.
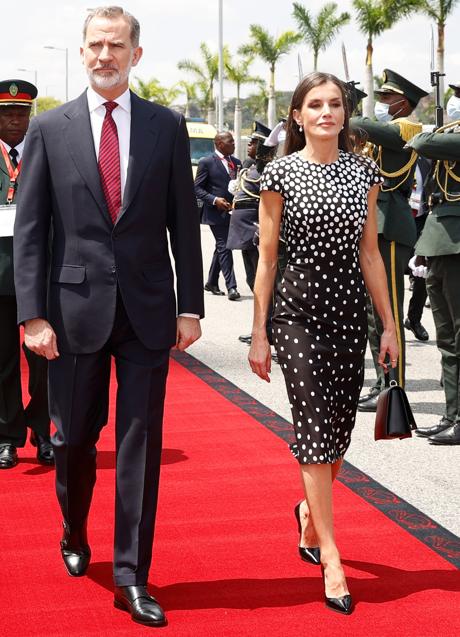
[194, 152, 241, 226]
[13, 90, 204, 354]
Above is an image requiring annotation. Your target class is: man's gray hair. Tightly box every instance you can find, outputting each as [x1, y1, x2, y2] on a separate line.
[83, 6, 140, 47]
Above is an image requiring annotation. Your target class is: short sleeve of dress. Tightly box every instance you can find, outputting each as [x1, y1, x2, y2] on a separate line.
[260, 159, 284, 196]
[365, 158, 384, 189]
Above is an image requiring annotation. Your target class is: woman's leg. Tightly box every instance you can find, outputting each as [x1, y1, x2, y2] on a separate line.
[300, 462, 349, 598]
[298, 459, 343, 547]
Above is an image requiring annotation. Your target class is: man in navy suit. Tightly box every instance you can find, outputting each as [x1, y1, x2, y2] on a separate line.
[13, 6, 203, 627]
[195, 132, 241, 300]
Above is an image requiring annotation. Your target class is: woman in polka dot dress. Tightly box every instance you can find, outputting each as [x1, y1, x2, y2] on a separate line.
[249, 72, 399, 614]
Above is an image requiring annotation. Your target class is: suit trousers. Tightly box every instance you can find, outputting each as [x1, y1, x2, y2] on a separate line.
[0, 295, 50, 445]
[367, 237, 411, 390]
[426, 255, 460, 422]
[207, 224, 237, 291]
[49, 290, 170, 586]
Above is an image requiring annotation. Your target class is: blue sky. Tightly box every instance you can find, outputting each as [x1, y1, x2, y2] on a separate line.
[1, 0, 459, 103]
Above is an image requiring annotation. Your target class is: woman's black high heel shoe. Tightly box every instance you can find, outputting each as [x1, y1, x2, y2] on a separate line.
[321, 565, 353, 615]
[294, 501, 321, 566]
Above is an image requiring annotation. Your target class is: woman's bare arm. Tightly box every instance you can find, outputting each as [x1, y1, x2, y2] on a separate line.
[248, 190, 283, 382]
[359, 184, 399, 370]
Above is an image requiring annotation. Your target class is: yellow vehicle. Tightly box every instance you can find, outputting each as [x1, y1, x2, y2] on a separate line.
[186, 120, 217, 177]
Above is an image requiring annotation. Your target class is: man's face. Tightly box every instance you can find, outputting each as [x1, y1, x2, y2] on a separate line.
[0, 106, 31, 147]
[216, 134, 235, 156]
[378, 92, 410, 117]
[81, 16, 142, 94]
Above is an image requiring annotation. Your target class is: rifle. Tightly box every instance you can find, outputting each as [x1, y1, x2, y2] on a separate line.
[430, 26, 445, 130]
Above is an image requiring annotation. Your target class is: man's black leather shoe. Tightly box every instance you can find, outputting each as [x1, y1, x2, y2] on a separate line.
[415, 417, 452, 438]
[0, 444, 18, 469]
[204, 283, 224, 296]
[60, 521, 91, 577]
[428, 422, 460, 445]
[114, 586, 167, 627]
[404, 318, 429, 342]
[30, 432, 54, 466]
[228, 287, 241, 301]
[358, 386, 380, 404]
[238, 334, 252, 344]
[357, 393, 379, 412]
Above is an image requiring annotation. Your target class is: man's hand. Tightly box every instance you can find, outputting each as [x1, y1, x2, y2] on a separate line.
[175, 317, 201, 352]
[215, 197, 231, 211]
[24, 318, 59, 360]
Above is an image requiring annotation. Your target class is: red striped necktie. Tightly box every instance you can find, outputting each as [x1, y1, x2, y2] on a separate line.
[98, 101, 121, 224]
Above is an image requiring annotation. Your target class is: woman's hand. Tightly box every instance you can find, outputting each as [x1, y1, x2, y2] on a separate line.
[378, 327, 399, 372]
[248, 333, 272, 382]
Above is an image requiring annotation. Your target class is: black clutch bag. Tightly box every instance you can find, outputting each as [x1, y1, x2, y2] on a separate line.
[374, 371, 417, 441]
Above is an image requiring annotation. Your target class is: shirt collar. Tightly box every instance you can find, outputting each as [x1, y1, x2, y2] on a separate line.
[0, 138, 25, 155]
[86, 86, 131, 114]
[215, 149, 225, 159]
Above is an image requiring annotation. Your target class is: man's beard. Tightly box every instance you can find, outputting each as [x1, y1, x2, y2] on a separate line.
[87, 63, 131, 90]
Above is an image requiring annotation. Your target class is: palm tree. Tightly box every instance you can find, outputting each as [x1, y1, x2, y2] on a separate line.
[225, 55, 263, 158]
[178, 43, 223, 124]
[239, 25, 301, 128]
[292, 2, 351, 71]
[177, 80, 197, 118]
[353, 0, 422, 117]
[131, 77, 180, 107]
[416, 1, 460, 100]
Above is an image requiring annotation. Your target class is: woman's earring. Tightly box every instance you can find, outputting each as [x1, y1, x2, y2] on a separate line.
[298, 124, 303, 132]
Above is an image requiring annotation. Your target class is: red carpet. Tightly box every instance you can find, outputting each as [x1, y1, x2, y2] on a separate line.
[1, 355, 459, 636]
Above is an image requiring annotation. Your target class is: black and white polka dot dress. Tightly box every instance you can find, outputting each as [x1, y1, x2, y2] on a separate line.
[261, 150, 383, 464]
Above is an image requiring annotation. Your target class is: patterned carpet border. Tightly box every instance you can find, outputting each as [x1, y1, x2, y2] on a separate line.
[171, 350, 460, 570]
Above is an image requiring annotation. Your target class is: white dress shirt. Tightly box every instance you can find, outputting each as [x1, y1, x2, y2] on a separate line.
[86, 86, 131, 199]
[0, 138, 26, 163]
[86, 86, 199, 320]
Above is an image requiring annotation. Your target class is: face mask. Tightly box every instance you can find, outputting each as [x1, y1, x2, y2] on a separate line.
[446, 95, 460, 120]
[374, 101, 392, 122]
[374, 98, 405, 122]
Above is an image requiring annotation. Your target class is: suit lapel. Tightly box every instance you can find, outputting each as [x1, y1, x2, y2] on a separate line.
[213, 153, 230, 179]
[117, 91, 159, 223]
[63, 91, 110, 225]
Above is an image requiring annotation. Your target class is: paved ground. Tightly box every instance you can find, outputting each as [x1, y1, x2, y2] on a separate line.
[188, 226, 459, 536]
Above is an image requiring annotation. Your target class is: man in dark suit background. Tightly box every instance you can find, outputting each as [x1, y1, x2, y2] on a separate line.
[195, 132, 241, 300]
[0, 79, 52, 469]
[14, 6, 203, 627]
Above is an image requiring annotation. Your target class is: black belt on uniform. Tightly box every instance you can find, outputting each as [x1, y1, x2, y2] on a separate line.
[233, 200, 259, 210]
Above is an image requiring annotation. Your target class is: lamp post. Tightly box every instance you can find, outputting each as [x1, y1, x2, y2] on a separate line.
[217, 0, 224, 131]
[44, 46, 68, 102]
[17, 67, 38, 116]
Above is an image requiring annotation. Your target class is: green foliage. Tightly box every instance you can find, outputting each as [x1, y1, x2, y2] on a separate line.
[292, 2, 350, 70]
[178, 42, 228, 109]
[352, 0, 421, 38]
[239, 24, 301, 72]
[225, 54, 263, 100]
[416, 0, 459, 23]
[130, 77, 180, 106]
[35, 96, 62, 114]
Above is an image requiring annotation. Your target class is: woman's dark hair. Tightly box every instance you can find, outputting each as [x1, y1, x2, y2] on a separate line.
[284, 71, 353, 156]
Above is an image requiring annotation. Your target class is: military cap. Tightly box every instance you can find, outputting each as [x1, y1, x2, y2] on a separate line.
[0, 79, 37, 106]
[251, 120, 271, 141]
[345, 81, 367, 113]
[375, 69, 428, 107]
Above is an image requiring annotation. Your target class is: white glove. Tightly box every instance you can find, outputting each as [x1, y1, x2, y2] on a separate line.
[408, 255, 427, 278]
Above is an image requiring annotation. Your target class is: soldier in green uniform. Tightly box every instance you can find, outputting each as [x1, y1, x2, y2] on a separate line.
[350, 69, 428, 411]
[0, 79, 53, 468]
[407, 108, 460, 445]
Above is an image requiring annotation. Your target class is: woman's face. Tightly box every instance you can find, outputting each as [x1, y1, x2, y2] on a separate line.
[294, 81, 345, 141]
